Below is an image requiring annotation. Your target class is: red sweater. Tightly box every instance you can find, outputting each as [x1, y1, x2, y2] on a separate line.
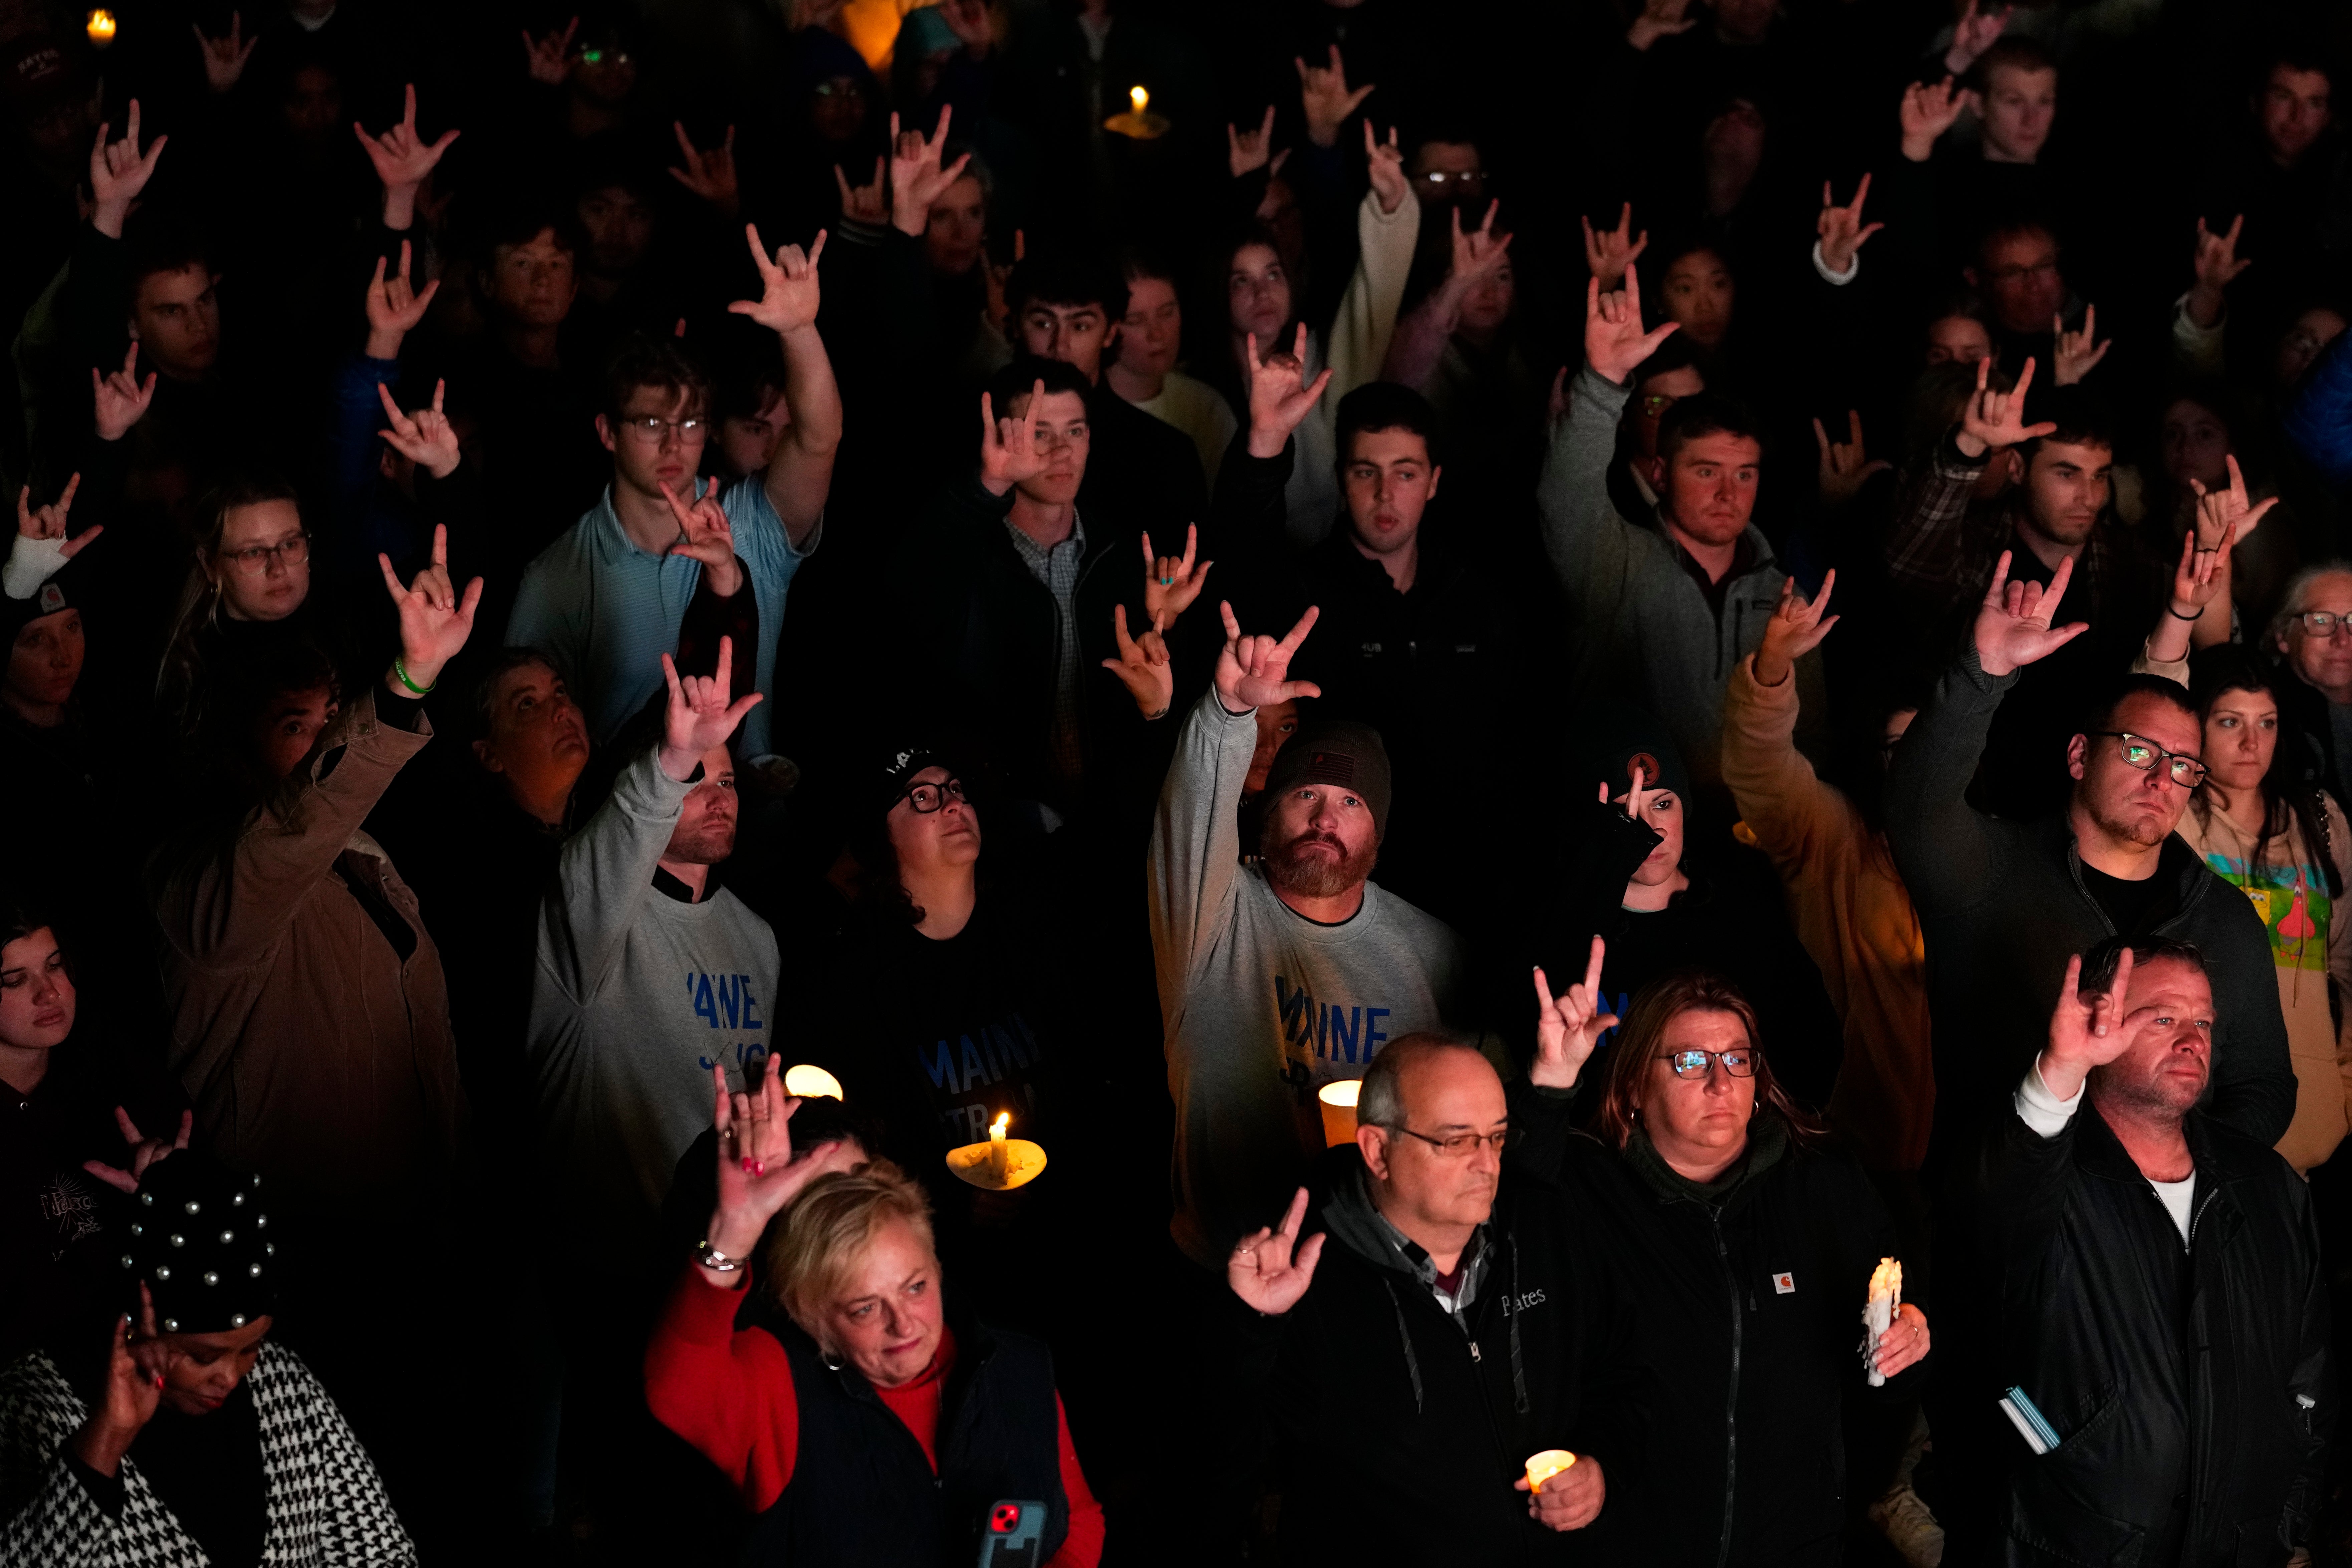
[644, 1267, 1105, 1567]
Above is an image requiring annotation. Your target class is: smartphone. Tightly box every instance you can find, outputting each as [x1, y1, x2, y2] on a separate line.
[977, 1501, 1047, 1567]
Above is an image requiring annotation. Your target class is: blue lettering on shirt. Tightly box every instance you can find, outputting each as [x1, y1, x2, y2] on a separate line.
[1330, 1006, 1362, 1063]
[692, 973, 719, 1028]
[717, 973, 740, 1028]
[921, 1038, 957, 1091]
[738, 976, 763, 1029]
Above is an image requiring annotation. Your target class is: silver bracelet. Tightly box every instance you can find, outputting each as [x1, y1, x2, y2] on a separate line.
[695, 1240, 747, 1274]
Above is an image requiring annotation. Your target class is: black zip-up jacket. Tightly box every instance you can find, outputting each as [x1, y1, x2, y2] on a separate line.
[1510, 1085, 1922, 1568]
[1975, 1100, 2331, 1566]
[1233, 1145, 1641, 1566]
[1883, 647, 2296, 1163]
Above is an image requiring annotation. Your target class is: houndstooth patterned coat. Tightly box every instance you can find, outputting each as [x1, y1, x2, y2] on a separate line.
[0, 1342, 416, 1567]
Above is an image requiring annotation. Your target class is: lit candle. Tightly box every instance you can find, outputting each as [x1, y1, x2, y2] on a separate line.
[85, 8, 116, 45]
[989, 1111, 1010, 1182]
[1863, 1257, 1903, 1387]
[1129, 85, 1148, 115]
[782, 1063, 843, 1100]
[1525, 1450, 1577, 1493]
[1317, 1080, 1361, 1147]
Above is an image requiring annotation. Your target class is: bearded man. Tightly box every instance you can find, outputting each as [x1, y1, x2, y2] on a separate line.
[1148, 603, 1471, 1270]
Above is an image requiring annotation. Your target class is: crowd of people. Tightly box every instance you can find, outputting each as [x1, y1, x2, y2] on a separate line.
[6, 0, 2352, 1562]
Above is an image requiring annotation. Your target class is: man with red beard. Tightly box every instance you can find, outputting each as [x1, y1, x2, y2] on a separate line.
[1149, 599, 1468, 1274]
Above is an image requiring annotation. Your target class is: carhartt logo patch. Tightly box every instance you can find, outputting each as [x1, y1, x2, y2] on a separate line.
[1308, 752, 1355, 784]
[1628, 752, 1661, 789]
[1771, 1271, 1795, 1295]
[37, 583, 63, 613]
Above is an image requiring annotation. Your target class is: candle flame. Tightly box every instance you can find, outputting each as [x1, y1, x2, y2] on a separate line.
[85, 8, 116, 42]
[1868, 1257, 1903, 1300]
[991, 1112, 1010, 1135]
[1129, 85, 1148, 114]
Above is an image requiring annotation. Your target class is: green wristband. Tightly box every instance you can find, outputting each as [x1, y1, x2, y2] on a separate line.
[391, 658, 435, 696]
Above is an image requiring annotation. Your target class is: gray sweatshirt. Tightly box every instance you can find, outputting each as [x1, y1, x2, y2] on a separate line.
[1149, 692, 1465, 1268]
[528, 749, 781, 1239]
[1537, 364, 1807, 788]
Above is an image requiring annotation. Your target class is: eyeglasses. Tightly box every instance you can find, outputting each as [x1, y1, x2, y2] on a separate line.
[1384, 1125, 1510, 1158]
[1419, 170, 1484, 187]
[2087, 731, 2208, 788]
[1659, 1048, 1756, 1079]
[895, 778, 967, 813]
[1638, 393, 1678, 419]
[2290, 610, 2352, 639]
[222, 534, 311, 575]
[1985, 258, 2061, 285]
[617, 416, 706, 445]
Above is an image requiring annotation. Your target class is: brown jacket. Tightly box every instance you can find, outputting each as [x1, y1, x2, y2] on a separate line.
[151, 689, 461, 1217]
[1720, 657, 1933, 1171]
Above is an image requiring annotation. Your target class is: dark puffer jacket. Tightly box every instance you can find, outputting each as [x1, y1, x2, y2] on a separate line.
[1975, 1099, 2331, 1567]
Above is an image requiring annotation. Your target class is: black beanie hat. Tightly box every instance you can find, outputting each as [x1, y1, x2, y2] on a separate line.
[0, 551, 86, 645]
[120, 1154, 278, 1334]
[1575, 706, 1693, 804]
[1261, 720, 1392, 841]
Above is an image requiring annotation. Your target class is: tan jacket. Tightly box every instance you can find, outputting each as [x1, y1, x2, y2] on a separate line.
[1720, 657, 1932, 1170]
[151, 689, 461, 1217]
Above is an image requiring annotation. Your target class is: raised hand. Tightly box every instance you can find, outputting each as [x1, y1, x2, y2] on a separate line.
[1899, 75, 1971, 163]
[1627, 0, 1697, 49]
[522, 17, 579, 85]
[727, 224, 825, 337]
[91, 343, 156, 442]
[889, 107, 973, 238]
[2190, 452, 2279, 549]
[660, 634, 763, 775]
[353, 84, 460, 201]
[2039, 948, 2142, 1099]
[1581, 202, 1649, 291]
[377, 524, 483, 692]
[937, 0, 993, 55]
[1814, 412, 1891, 510]
[1583, 269, 1679, 387]
[1244, 325, 1334, 458]
[1944, 0, 2012, 74]
[193, 12, 257, 93]
[2052, 305, 2110, 386]
[659, 479, 744, 596]
[80, 1107, 192, 1194]
[88, 101, 168, 240]
[1228, 105, 1285, 180]
[2164, 516, 2233, 622]
[1972, 549, 2087, 678]
[1754, 569, 1839, 688]
[701, 1062, 860, 1265]
[70, 1291, 171, 1478]
[2185, 215, 2250, 331]
[1816, 174, 1883, 274]
[1142, 524, 1213, 625]
[1215, 601, 1322, 713]
[979, 380, 1052, 495]
[1531, 936, 1616, 1090]
[17, 474, 82, 542]
[1955, 355, 2056, 458]
[1448, 200, 1512, 290]
[834, 157, 886, 225]
[670, 122, 740, 215]
[363, 240, 441, 359]
[1363, 121, 1408, 216]
[1101, 604, 1173, 719]
[1228, 1186, 1325, 1315]
[1296, 45, 1373, 148]
[377, 379, 460, 480]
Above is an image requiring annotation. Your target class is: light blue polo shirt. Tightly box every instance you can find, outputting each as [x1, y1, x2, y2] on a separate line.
[506, 476, 817, 757]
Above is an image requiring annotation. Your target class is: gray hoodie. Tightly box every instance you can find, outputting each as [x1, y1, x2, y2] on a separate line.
[1149, 692, 1465, 1268]
[1537, 365, 1809, 788]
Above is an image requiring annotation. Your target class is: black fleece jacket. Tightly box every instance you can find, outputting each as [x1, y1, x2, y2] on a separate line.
[1233, 1144, 1642, 1566]
[1975, 1099, 2331, 1566]
[1883, 648, 2295, 1163]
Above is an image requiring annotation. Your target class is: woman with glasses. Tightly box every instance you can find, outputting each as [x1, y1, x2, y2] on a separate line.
[2165, 647, 2352, 1173]
[1517, 965, 1929, 1568]
[815, 743, 1080, 1322]
[155, 476, 325, 737]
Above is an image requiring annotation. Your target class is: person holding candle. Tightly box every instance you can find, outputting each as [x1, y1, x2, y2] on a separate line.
[1507, 958, 1930, 1567]
[1977, 937, 2329, 1565]
[644, 1066, 1105, 1567]
[1226, 1032, 1635, 1562]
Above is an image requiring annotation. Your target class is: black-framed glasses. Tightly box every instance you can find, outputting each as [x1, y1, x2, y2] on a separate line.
[2087, 731, 2208, 788]
[1659, 1048, 1756, 1080]
[617, 415, 706, 445]
[895, 778, 967, 814]
[1383, 1124, 1510, 1158]
[2290, 610, 2352, 639]
[222, 534, 310, 575]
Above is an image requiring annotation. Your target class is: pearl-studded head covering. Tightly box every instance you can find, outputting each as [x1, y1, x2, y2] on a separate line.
[118, 1154, 277, 1335]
